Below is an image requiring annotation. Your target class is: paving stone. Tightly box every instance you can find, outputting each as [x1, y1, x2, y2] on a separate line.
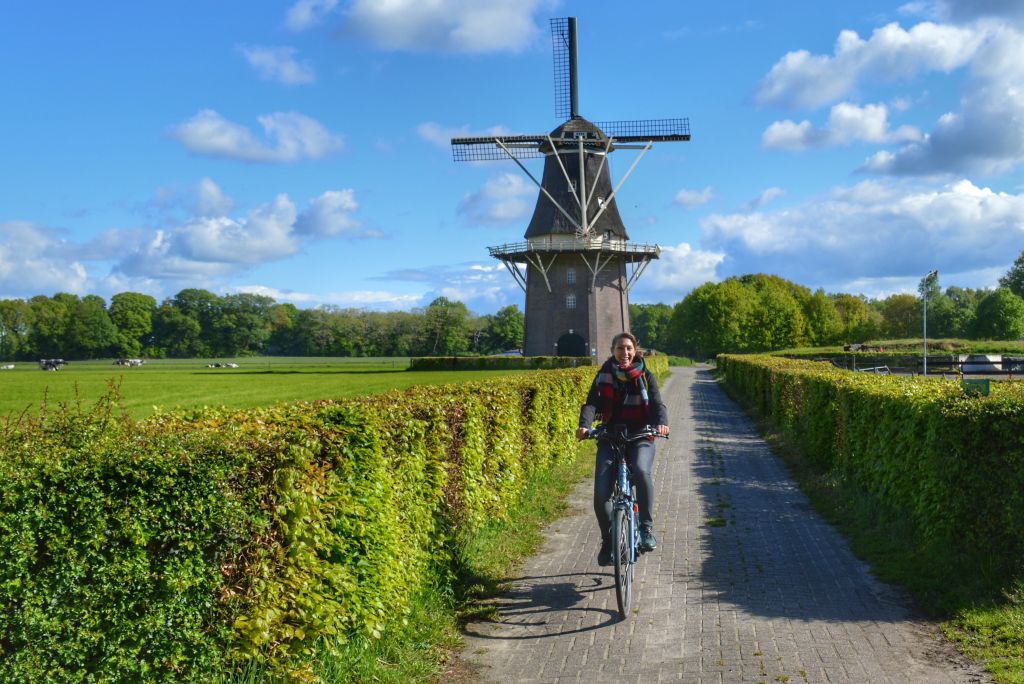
[457, 366, 991, 683]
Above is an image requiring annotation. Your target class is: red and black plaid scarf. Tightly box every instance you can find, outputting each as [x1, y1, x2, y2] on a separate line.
[596, 357, 650, 424]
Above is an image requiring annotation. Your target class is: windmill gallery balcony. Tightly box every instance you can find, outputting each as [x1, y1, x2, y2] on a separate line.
[488, 235, 660, 263]
[487, 234, 660, 298]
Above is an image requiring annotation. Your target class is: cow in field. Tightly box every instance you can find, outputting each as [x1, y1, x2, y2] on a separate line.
[0, 364, 13, 370]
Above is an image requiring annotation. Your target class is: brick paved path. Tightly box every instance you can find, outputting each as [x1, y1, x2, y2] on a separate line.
[457, 366, 990, 683]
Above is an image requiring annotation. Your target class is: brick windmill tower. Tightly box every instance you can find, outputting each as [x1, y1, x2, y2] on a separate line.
[451, 18, 690, 357]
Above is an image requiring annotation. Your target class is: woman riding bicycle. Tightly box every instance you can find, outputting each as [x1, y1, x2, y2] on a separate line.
[576, 332, 669, 566]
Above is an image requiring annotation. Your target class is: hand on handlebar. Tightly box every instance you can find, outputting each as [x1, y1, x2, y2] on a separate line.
[576, 425, 669, 441]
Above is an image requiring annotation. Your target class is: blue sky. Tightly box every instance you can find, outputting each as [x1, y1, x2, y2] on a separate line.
[3, 0, 1024, 314]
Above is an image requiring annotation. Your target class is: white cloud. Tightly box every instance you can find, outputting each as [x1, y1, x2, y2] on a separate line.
[175, 195, 299, 265]
[0, 185, 373, 299]
[170, 109, 342, 163]
[700, 179, 1024, 291]
[344, 0, 543, 53]
[742, 187, 786, 211]
[458, 173, 534, 224]
[756, 21, 985, 109]
[638, 242, 726, 299]
[238, 45, 315, 85]
[194, 177, 235, 217]
[379, 262, 521, 312]
[673, 186, 714, 208]
[861, 25, 1024, 176]
[285, 0, 338, 31]
[0, 221, 88, 295]
[235, 284, 423, 310]
[763, 102, 922, 150]
[758, 15, 1024, 178]
[296, 189, 370, 237]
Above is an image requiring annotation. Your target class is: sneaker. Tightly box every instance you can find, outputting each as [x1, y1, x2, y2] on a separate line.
[597, 541, 613, 566]
[639, 526, 657, 552]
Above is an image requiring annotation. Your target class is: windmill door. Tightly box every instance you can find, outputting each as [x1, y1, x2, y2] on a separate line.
[556, 332, 586, 357]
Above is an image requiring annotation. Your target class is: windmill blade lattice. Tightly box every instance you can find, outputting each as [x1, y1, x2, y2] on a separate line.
[450, 135, 546, 162]
[551, 17, 575, 120]
[595, 118, 691, 142]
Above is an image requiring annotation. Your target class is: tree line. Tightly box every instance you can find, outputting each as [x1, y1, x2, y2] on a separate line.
[0, 289, 524, 361]
[3, 252, 1024, 361]
[631, 258, 1024, 359]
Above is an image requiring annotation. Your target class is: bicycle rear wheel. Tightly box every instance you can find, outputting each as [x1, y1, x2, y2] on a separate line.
[612, 507, 633, 618]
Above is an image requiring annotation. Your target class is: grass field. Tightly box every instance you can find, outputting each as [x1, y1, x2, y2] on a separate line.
[0, 357, 534, 419]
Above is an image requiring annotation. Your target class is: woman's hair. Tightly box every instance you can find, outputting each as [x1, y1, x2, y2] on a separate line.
[610, 332, 644, 358]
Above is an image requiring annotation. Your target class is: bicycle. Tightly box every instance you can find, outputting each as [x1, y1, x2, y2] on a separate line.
[586, 424, 667, 619]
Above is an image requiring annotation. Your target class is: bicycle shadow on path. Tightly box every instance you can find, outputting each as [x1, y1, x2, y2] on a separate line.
[461, 571, 623, 640]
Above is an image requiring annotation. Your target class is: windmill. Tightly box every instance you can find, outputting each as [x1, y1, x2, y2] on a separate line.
[451, 17, 690, 358]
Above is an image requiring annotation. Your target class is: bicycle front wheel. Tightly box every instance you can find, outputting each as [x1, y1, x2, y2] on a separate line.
[612, 507, 633, 618]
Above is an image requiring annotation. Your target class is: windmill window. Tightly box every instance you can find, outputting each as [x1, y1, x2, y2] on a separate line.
[566, 267, 576, 285]
[566, 293, 577, 309]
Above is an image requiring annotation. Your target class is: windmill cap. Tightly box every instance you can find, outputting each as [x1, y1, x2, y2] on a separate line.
[539, 117, 612, 154]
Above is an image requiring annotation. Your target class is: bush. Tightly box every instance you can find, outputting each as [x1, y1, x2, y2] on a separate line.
[0, 368, 595, 681]
[0, 399, 275, 682]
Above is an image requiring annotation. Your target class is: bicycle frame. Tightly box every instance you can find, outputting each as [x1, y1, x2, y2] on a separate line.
[613, 452, 640, 565]
[587, 425, 664, 619]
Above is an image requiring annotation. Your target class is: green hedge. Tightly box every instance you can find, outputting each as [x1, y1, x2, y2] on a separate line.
[409, 355, 593, 371]
[408, 354, 670, 379]
[0, 368, 594, 682]
[717, 354, 1024, 592]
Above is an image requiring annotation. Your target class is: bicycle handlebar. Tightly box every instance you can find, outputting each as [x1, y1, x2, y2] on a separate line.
[585, 425, 668, 443]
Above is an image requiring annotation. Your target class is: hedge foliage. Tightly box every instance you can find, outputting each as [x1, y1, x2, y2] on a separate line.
[408, 354, 670, 378]
[408, 355, 592, 371]
[717, 354, 1024, 593]
[0, 367, 595, 682]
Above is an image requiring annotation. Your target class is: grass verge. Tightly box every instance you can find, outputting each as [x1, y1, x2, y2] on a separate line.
[715, 372, 1024, 683]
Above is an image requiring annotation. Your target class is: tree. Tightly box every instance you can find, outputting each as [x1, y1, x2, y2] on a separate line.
[941, 286, 980, 338]
[28, 294, 76, 358]
[109, 292, 156, 357]
[481, 305, 524, 353]
[668, 279, 757, 358]
[746, 278, 807, 351]
[630, 303, 672, 351]
[67, 295, 117, 359]
[918, 271, 940, 302]
[0, 299, 34, 360]
[832, 293, 882, 342]
[972, 288, 1024, 340]
[999, 250, 1024, 299]
[417, 297, 470, 356]
[266, 303, 300, 355]
[170, 288, 221, 356]
[153, 302, 203, 358]
[879, 294, 920, 339]
[804, 289, 843, 346]
[212, 293, 275, 356]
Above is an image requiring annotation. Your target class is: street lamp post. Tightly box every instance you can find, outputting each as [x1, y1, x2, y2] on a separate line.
[923, 269, 938, 375]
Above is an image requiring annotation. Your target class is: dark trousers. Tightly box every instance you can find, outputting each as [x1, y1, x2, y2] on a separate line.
[593, 439, 656, 544]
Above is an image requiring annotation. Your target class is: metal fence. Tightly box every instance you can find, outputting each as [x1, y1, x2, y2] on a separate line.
[811, 354, 1024, 377]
